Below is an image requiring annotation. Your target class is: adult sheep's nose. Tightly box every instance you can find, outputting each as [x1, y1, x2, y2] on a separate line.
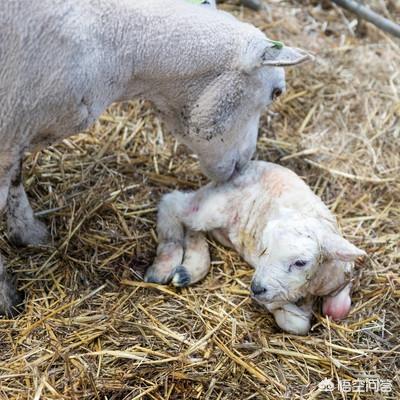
[271, 87, 283, 101]
[251, 281, 267, 296]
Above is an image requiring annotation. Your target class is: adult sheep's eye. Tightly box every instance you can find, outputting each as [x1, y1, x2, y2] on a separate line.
[293, 260, 307, 268]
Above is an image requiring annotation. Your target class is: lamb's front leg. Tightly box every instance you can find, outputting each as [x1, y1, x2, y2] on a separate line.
[172, 230, 210, 287]
[146, 229, 210, 287]
[145, 187, 229, 287]
[144, 191, 185, 285]
[145, 191, 210, 286]
[6, 164, 49, 247]
[267, 298, 314, 335]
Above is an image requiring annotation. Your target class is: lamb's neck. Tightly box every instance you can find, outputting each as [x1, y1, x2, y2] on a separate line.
[230, 193, 274, 265]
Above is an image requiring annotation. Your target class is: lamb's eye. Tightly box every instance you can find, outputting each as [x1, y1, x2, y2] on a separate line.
[293, 260, 307, 268]
[288, 260, 309, 272]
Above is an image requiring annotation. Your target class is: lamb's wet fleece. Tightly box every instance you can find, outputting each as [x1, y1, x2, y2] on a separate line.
[148, 161, 364, 334]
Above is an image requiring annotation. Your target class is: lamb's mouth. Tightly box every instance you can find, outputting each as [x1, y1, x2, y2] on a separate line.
[326, 280, 353, 298]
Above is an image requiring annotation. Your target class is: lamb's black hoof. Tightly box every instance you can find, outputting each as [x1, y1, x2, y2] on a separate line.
[172, 265, 191, 287]
[144, 265, 175, 285]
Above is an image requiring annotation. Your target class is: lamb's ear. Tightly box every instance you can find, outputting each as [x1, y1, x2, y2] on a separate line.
[262, 44, 312, 67]
[322, 234, 366, 262]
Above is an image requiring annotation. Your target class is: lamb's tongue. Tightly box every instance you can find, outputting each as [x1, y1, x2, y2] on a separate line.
[322, 284, 352, 320]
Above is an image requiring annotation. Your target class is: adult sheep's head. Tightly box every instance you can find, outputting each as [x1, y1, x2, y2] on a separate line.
[175, 38, 311, 182]
[137, 2, 311, 182]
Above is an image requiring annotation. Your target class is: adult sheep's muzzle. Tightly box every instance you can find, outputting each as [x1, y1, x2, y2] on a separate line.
[199, 148, 253, 182]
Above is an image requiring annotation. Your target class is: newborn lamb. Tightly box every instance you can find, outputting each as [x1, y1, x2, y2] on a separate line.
[145, 161, 365, 334]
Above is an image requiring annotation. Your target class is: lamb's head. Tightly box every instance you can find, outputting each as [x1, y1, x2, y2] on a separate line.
[170, 39, 311, 182]
[250, 217, 365, 320]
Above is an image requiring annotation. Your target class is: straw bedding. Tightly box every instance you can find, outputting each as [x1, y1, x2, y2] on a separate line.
[0, 1, 399, 399]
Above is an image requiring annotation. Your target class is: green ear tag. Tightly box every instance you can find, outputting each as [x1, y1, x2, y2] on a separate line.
[270, 40, 284, 50]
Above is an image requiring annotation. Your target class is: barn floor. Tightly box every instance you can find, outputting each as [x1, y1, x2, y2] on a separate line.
[0, 1, 399, 399]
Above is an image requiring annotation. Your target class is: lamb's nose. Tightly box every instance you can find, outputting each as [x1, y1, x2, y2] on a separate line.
[251, 281, 267, 296]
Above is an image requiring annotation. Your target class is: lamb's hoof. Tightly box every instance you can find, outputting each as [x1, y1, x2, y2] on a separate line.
[172, 266, 191, 287]
[0, 279, 24, 317]
[273, 309, 311, 335]
[8, 218, 50, 247]
[144, 265, 176, 285]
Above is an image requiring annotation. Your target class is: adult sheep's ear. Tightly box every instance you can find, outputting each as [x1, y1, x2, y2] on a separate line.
[261, 42, 313, 67]
[240, 38, 312, 72]
[322, 234, 366, 262]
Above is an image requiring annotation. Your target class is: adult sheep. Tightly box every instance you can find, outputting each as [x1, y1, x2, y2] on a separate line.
[0, 0, 310, 314]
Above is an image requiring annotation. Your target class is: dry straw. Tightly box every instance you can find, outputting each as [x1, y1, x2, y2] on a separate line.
[0, 0, 399, 399]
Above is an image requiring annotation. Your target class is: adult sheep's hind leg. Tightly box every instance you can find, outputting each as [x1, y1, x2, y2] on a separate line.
[6, 164, 49, 247]
[0, 156, 24, 315]
[0, 258, 24, 316]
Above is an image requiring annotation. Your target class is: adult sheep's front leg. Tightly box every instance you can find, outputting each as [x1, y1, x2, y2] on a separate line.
[6, 164, 49, 247]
